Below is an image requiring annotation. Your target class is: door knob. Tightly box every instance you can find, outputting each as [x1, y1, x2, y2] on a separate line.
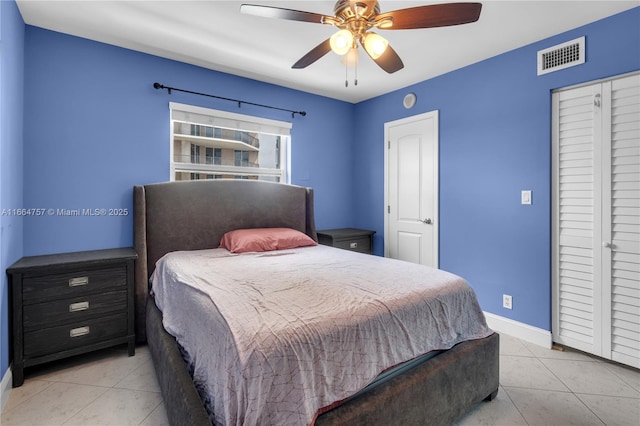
[602, 241, 612, 248]
[421, 218, 432, 225]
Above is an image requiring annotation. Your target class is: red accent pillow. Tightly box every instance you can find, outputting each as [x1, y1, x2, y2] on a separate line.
[219, 228, 317, 253]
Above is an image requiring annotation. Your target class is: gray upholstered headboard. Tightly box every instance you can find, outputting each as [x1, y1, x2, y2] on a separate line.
[133, 179, 317, 341]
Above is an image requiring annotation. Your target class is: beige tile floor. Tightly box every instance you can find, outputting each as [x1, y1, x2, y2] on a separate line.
[1, 333, 639, 425]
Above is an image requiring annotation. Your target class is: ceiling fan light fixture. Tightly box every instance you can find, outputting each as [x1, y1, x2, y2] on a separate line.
[330, 29, 354, 55]
[363, 32, 388, 59]
[241, 1, 483, 75]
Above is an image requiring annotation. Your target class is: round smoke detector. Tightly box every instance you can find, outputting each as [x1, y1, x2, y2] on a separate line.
[403, 93, 417, 109]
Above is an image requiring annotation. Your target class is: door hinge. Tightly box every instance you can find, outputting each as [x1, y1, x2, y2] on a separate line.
[387, 205, 390, 214]
[388, 140, 390, 149]
[594, 93, 601, 108]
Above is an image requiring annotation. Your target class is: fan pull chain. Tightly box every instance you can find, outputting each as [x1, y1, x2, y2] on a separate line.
[344, 50, 358, 87]
[354, 60, 358, 86]
[345, 61, 349, 87]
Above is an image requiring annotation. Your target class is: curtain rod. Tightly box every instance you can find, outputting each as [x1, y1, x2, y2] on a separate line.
[153, 83, 307, 118]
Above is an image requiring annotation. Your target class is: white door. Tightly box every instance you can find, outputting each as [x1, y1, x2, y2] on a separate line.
[552, 72, 640, 368]
[385, 111, 439, 268]
[552, 82, 605, 357]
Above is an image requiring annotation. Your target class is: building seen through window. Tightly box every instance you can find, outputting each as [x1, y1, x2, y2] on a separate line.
[170, 103, 290, 183]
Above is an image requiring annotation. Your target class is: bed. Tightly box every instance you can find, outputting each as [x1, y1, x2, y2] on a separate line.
[133, 179, 499, 426]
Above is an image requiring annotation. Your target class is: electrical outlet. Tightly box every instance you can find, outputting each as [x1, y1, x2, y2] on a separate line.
[503, 294, 513, 310]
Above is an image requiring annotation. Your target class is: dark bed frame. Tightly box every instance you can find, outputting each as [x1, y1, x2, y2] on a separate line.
[133, 179, 499, 426]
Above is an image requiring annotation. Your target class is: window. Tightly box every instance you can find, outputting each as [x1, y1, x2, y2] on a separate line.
[190, 144, 200, 164]
[170, 103, 291, 182]
[234, 150, 250, 167]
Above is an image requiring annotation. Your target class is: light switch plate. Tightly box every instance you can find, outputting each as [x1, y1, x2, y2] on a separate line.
[521, 190, 532, 205]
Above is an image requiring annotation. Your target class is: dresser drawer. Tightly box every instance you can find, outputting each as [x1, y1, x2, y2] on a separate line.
[317, 228, 376, 254]
[22, 266, 127, 303]
[24, 313, 128, 358]
[23, 290, 128, 331]
[332, 237, 371, 253]
[8, 248, 137, 387]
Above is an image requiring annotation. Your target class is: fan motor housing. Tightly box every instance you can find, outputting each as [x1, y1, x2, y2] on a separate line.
[334, 0, 380, 21]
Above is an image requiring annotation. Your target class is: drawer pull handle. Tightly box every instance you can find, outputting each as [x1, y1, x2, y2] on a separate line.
[69, 276, 89, 287]
[350, 242, 358, 249]
[69, 301, 89, 312]
[69, 326, 90, 338]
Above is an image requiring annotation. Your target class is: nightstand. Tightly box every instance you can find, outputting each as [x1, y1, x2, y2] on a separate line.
[317, 228, 376, 254]
[7, 247, 136, 387]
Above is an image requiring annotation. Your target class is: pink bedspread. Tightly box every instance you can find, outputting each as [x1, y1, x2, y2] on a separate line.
[151, 245, 492, 426]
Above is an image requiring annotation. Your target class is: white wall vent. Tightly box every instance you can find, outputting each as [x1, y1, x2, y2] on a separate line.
[537, 36, 585, 75]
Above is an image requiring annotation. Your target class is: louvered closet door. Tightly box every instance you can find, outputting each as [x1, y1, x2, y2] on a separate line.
[606, 74, 639, 367]
[553, 83, 604, 356]
[553, 73, 640, 368]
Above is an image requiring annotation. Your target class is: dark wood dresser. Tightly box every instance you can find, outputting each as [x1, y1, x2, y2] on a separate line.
[317, 228, 376, 255]
[7, 247, 137, 386]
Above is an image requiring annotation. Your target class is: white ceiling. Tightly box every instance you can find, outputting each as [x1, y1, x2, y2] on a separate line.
[16, 0, 639, 103]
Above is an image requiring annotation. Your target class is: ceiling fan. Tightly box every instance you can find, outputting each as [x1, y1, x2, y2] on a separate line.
[240, 1, 482, 74]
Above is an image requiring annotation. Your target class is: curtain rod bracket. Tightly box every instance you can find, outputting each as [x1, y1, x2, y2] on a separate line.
[153, 82, 306, 118]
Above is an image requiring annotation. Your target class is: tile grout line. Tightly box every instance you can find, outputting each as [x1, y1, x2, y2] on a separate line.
[501, 337, 592, 425]
[0, 380, 55, 419]
[572, 392, 608, 426]
[137, 400, 165, 426]
[601, 363, 640, 393]
[56, 383, 111, 426]
[498, 385, 531, 426]
[506, 340, 637, 426]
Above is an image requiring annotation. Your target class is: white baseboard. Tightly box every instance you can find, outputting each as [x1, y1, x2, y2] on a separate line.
[0, 365, 11, 414]
[484, 312, 552, 349]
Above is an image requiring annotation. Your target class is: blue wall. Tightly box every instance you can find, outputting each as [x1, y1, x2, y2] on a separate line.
[0, 0, 24, 384]
[1, 1, 638, 384]
[353, 8, 640, 330]
[23, 27, 356, 256]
